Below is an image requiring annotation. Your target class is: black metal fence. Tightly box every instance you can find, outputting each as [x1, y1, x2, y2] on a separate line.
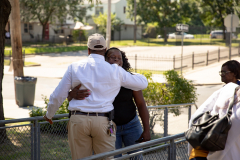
[0, 103, 194, 160]
[126, 45, 240, 73]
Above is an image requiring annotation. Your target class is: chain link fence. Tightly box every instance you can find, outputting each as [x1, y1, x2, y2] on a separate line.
[80, 133, 188, 160]
[0, 103, 195, 160]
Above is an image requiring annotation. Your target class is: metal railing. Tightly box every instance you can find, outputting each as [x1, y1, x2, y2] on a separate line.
[80, 133, 187, 160]
[126, 45, 240, 73]
[0, 103, 195, 160]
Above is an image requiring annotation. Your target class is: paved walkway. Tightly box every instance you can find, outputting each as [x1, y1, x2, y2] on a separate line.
[3, 46, 238, 120]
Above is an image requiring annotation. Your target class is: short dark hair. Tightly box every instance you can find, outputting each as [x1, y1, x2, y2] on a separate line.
[89, 45, 106, 54]
[105, 47, 132, 72]
[222, 60, 240, 79]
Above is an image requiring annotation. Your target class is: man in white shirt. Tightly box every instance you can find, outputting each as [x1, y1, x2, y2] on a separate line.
[43, 33, 148, 160]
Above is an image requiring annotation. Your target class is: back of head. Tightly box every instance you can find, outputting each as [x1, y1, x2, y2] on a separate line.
[222, 60, 240, 79]
[87, 33, 106, 55]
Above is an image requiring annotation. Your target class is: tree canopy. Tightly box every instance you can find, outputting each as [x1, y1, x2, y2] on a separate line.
[92, 12, 124, 36]
[126, 0, 203, 40]
[20, 0, 95, 39]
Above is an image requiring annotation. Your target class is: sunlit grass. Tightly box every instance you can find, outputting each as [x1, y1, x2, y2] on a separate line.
[4, 38, 240, 56]
[4, 60, 40, 66]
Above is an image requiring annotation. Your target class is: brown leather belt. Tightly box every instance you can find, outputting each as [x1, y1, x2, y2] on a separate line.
[71, 111, 108, 117]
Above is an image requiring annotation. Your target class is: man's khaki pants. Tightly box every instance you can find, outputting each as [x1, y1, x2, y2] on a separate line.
[68, 114, 116, 160]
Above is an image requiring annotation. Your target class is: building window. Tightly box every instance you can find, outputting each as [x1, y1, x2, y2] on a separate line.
[123, 6, 126, 13]
[24, 23, 33, 33]
[24, 23, 28, 33]
[29, 24, 33, 30]
[56, 25, 64, 34]
[95, 6, 103, 16]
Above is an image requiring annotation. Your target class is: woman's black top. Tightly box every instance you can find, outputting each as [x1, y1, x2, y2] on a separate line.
[113, 87, 137, 126]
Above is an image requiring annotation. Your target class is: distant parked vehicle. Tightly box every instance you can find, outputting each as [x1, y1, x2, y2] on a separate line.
[210, 30, 238, 39]
[168, 32, 194, 39]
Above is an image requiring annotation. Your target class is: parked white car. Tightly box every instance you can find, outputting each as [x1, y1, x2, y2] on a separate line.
[210, 30, 238, 39]
[168, 32, 194, 39]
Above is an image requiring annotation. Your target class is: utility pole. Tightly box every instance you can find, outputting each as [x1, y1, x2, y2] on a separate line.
[106, 0, 111, 49]
[9, 0, 24, 105]
[9, 0, 24, 77]
[134, 0, 136, 43]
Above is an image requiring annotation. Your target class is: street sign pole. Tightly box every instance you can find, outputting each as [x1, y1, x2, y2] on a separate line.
[176, 24, 188, 75]
[229, 13, 233, 60]
[181, 31, 184, 75]
[224, 14, 239, 60]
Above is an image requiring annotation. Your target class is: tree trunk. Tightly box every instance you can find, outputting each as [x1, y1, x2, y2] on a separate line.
[0, 0, 11, 143]
[9, 0, 23, 78]
[164, 26, 168, 43]
[42, 23, 46, 42]
[222, 24, 226, 40]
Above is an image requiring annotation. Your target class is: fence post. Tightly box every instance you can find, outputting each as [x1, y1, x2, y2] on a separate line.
[9, 50, 12, 65]
[33, 120, 38, 160]
[192, 52, 194, 70]
[37, 122, 40, 160]
[135, 54, 137, 73]
[173, 56, 175, 70]
[31, 125, 34, 160]
[206, 50, 209, 66]
[23, 49, 25, 66]
[164, 107, 168, 137]
[239, 43, 240, 56]
[188, 105, 191, 126]
[218, 47, 220, 62]
[168, 139, 176, 160]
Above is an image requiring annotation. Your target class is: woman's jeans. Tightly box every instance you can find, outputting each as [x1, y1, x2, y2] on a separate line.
[114, 115, 143, 159]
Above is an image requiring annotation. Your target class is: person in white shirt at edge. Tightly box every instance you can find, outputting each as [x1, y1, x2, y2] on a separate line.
[43, 33, 148, 160]
[188, 82, 240, 160]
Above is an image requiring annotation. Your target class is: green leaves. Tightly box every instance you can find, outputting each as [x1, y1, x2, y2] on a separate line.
[141, 70, 197, 135]
[29, 95, 69, 118]
[92, 13, 124, 35]
[163, 70, 197, 104]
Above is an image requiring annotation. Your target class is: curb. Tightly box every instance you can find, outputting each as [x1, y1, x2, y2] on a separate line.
[193, 83, 224, 86]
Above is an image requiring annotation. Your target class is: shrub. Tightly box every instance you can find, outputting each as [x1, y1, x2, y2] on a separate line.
[72, 30, 87, 42]
[145, 26, 157, 38]
[164, 70, 197, 105]
[29, 95, 69, 117]
[29, 95, 69, 134]
[141, 70, 197, 135]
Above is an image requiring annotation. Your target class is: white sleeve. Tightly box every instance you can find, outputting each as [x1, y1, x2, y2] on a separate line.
[118, 67, 148, 91]
[46, 65, 72, 119]
[188, 88, 222, 128]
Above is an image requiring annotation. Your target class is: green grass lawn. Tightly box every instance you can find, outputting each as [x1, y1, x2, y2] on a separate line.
[4, 59, 40, 66]
[4, 59, 10, 65]
[111, 38, 240, 47]
[4, 45, 88, 56]
[4, 38, 240, 56]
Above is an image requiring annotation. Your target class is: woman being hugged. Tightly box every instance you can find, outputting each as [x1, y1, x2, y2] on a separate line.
[69, 47, 150, 159]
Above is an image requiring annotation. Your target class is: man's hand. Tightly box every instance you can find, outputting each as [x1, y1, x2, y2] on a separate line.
[43, 115, 53, 125]
[68, 84, 90, 101]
